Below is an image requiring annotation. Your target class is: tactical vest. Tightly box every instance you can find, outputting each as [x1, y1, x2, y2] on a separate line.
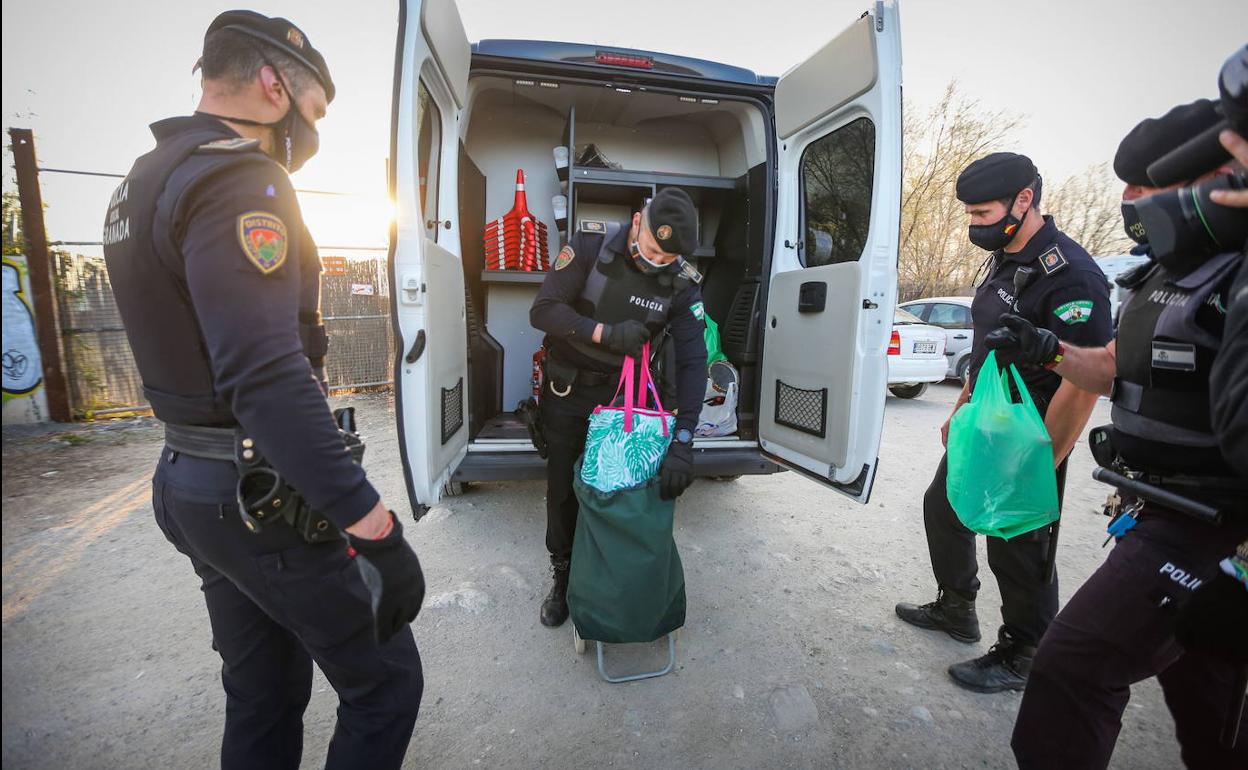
[565, 222, 689, 369]
[1110, 250, 1241, 475]
[103, 120, 327, 426]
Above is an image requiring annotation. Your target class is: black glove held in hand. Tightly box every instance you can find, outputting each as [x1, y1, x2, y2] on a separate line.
[984, 313, 1059, 367]
[660, 439, 694, 500]
[605, 320, 651, 357]
[1173, 571, 1248, 665]
[348, 513, 426, 644]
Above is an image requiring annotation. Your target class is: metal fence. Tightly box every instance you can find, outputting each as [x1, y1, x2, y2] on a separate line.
[53, 251, 395, 418]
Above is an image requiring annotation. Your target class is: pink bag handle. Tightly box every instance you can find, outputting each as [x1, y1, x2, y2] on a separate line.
[605, 342, 668, 435]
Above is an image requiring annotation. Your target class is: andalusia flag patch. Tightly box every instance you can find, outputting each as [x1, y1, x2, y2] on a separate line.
[1054, 300, 1093, 325]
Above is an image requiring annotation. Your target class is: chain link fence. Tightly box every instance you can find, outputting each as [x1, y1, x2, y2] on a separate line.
[53, 250, 395, 418]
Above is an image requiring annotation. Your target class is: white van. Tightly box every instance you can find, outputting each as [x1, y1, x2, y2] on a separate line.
[388, 0, 903, 515]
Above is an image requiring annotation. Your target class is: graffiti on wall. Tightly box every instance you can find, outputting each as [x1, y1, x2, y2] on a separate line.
[3, 257, 47, 423]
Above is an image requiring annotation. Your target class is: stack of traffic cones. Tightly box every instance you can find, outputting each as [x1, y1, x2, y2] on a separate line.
[484, 169, 550, 271]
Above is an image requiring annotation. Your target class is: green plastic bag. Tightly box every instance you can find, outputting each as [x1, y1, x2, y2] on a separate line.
[692, 301, 728, 365]
[946, 350, 1059, 540]
[568, 458, 686, 644]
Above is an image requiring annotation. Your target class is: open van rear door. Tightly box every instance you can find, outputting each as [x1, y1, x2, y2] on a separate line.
[758, 1, 902, 502]
[392, 0, 471, 514]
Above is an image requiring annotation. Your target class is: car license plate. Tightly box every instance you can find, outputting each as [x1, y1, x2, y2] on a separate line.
[913, 341, 937, 354]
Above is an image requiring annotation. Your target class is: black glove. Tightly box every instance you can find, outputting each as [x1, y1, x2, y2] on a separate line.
[347, 513, 426, 644]
[1173, 571, 1248, 664]
[984, 313, 1059, 367]
[660, 439, 694, 500]
[604, 320, 651, 357]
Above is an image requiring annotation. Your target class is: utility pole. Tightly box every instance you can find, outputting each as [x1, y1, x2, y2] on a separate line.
[9, 128, 72, 422]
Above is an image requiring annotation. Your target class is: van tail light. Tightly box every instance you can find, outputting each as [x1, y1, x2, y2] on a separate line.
[887, 331, 901, 356]
[595, 51, 654, 69]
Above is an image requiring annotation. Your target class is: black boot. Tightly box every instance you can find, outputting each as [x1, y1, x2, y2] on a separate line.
[540, 560, 570, 628]
[895, 588, 981, 643]
[948, 627, 1036, 693]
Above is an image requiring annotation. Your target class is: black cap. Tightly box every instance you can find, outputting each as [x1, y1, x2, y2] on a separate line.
[955, 152, 1038, 204]
[645, 188, 698, 255]
[205, 10, 335, 102]
[1113, 98, 1223, 186]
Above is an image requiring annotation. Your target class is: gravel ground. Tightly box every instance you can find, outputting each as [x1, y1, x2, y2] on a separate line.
[2, 383, 1184, 769]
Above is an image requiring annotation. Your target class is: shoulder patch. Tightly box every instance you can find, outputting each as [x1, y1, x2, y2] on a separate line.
[197, 137, 262, 153]
[1054, 299, 1094, 325]
[237, 212, 288, 274]
[554, 245, 575, 271]
[1038, 245, 1068, 276]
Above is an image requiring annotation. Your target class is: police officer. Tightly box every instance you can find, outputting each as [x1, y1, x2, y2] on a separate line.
[999, 101, 1248, 767]
[102, 12, 423, 769]
[894, 152, 1113, 692]
[529, 188, 708, 627]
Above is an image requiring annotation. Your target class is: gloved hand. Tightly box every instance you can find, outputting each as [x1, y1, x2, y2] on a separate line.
[984, 313, 1059, 367]
[347, 513, 426, 644]
[604, 320, 651, 357]
[1173, 571, 1248, 664]
[660, 439, 694, 500]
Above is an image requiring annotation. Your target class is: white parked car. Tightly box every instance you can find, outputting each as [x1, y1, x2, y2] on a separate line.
[887, 308, 947, 399]
[899, 296, 974, 382]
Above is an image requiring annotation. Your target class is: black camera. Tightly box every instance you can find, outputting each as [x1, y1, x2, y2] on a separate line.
[1126, 46, 1248, 270]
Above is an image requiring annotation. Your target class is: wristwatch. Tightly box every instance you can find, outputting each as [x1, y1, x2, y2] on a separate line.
[1043, 341, 1067, 371]
[674, 427, 694, 445]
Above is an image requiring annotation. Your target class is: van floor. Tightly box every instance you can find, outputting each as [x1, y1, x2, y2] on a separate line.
[475, 413, 529, 441]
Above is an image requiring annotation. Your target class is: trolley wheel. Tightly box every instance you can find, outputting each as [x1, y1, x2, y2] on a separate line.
[573, 626, 587, 655]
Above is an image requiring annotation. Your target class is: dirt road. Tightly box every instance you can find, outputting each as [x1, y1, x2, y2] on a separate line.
[2, 385, 1183, 768]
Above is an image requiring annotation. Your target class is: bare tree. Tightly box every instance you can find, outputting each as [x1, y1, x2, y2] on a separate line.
[1043, 162, 1134, 256]
[898, 81, 1024, 301]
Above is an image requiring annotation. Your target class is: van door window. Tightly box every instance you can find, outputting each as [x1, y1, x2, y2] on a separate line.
[416, 79, 443, 242]
[799, 117, 875, 268]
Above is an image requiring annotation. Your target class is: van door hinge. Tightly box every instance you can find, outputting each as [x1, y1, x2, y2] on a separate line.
[875, 1, 885, 31]
[862, 299, 879, 310]
[784, 239, 804, 251]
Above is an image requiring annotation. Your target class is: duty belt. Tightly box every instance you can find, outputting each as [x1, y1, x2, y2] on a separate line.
[162, 411, 365, 542]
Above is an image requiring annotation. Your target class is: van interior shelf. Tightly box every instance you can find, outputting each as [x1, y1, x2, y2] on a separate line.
[568, 165, 739, 190]
[480, 270, 549, 284]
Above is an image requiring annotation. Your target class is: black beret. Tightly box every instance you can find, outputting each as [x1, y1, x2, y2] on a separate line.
[206, 10, 335, 103]
[646, 188, 698, 255]
[955, 152, 1038, 204]
[1113, 98, 1222, 186]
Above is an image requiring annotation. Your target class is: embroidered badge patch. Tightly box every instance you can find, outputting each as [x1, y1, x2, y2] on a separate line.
[1039, 245, 1068, 275]
[690, 301, 706, 321]
[237, 212, 288, 274]
[1054, 299, 1093, 325]
[656, 224, 673, 241]
[554, 245, 575, 271]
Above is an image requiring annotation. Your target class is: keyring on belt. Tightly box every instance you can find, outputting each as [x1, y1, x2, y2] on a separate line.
[550, 381, 572, 397]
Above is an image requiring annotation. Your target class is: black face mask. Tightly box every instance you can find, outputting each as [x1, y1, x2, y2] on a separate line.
[1120, 201, 1148, 244]
[196, 59, 319, 172]
[968, 193, 1026, 252]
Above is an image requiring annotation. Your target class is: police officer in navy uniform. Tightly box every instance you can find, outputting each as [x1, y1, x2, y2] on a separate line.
[999, 101, 1248, 768]
[894, 153, 1113, 692]
[530, 188, 708, 627]
[102, 12, 423, 769]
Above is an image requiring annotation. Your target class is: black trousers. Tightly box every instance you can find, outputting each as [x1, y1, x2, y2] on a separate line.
[541, 377, 618, 563]
[1012, 506, 1248, 769]
[922, 453, 1068, 645]
[152, 450, 423, 770]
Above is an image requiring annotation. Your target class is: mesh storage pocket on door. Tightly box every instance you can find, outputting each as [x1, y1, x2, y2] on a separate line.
[440, 377, 464, 444]
[774, 380, 827, 438]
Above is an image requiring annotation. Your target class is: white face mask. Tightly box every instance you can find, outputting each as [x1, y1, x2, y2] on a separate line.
[629, 211, 673, 275]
